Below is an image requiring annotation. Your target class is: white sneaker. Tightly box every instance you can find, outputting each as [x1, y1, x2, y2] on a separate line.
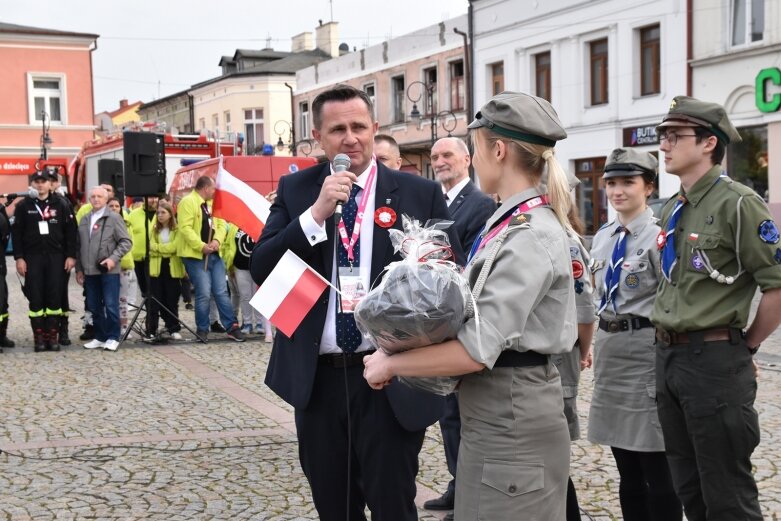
[170, 332, 183, 340]
[84, 339, 104, 349]
[103, 340, 119, 351]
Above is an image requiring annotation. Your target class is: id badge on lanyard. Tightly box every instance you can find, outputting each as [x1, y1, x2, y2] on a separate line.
[37, 204, 50, 235]
[338, 267, 366, 313]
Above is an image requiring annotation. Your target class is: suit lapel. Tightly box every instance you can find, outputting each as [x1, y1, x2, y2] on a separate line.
[449, 180, 474, 217]
[371, 166, 399, 282]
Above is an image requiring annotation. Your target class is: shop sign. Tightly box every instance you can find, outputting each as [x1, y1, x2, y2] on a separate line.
[756, 67, 781, 113]
[0, 157, 67, 175]
[622, 125, 658, 147]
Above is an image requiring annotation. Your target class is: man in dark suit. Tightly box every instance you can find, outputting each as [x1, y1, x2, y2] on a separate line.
[250, 85, 462, 521]
[424, 137, 496, 518]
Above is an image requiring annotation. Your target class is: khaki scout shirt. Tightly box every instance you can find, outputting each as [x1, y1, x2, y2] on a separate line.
[591, 207, 661, 319]
[457, 187, 577, 368]
[651, 165, 781, 331]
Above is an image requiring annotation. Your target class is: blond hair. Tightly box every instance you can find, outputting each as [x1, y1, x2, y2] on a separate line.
[471, 128, 574, 236]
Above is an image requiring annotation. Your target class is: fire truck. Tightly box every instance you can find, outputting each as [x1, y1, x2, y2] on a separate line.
[68, 122, 242, 203]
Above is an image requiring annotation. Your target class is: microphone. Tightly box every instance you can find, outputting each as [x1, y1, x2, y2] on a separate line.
[332, 153, 351, 220]
[0, 187, 37, 199]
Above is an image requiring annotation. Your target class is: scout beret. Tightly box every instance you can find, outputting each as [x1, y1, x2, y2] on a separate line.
[656, 96, 742, 144]
[603, 148, 658, 179]
[468, 91, 567, 147]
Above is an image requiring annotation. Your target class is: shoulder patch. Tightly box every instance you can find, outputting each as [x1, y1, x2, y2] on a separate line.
[569, 246, 580, 259]
[759, 220, 780, 244]
[511, 213, 532, 225]
[572, 259, 585, 279]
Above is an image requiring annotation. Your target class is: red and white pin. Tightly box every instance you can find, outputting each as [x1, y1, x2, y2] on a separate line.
[656, 230, 667, 250]
[374, 207, 397, 228]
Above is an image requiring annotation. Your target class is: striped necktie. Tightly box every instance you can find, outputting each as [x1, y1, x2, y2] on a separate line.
[336, 185, 363, 353]
[661, 196, 687, 282]
[598, 226, 628, 315]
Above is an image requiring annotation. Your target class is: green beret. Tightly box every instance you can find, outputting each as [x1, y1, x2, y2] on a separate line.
[604, 148, 658, 179]
[656, 96, 741, 144]
[468, 92, 567, 147]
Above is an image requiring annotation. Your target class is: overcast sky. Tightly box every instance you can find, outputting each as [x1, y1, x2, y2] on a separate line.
[2, 0, 468, 113]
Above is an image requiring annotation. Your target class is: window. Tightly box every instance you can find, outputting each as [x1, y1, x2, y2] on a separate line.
[224, 110, 231, 133]
[535, 52, 552, 102]
[727, 126, 768, 200]
[29, 75, 64, 123]
[363, 83, 376, 120]
[244, 108, 264, 154]
[590, 39, 609, 106]
[640, 25, 661, 96]
[391, 76, 405, 124]
[199, 118, 206, 130]
[212, 114, 219, 131]
[575, 157, 607, 235]
[423, 67, 438, 115]
[450, 60, 465, 111]
[731, 0, 764, 46]
[299, 101, 310, 138]
[490, 62, 504, 96]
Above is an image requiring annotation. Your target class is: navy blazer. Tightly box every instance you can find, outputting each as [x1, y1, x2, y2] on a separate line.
[448, 180, 497, 252]
[250, 161, 463, 432]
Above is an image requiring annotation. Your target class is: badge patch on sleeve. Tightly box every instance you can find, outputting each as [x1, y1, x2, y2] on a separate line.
[570, 246, 580, 259]
[574, 280, 584, 294]
[512, 213, 532, 225]
[691, 254, 705, 271]
[624, 274, 640, 288]
[758, 220, 780, 244]
[572, 260, 584, 279]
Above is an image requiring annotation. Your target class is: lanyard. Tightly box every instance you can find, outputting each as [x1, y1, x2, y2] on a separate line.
[35, 202, 50, 220]
[337, 159, 377, 265]
[468, 194, 550, 263]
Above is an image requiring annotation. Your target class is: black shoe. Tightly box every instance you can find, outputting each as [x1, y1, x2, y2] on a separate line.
[196, 330, 209, 342]
[423, 490, 455, 511]
[226, 325, 246, 342]
[0, 336, 15, 348]
[185, 303, 194, 310]
[79, 325, 95, 341]
[210, 321, 226, 333]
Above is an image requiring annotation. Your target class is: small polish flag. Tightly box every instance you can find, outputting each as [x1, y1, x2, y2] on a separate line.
[212, 156, 271, 240]
[250, 250, 331, 338]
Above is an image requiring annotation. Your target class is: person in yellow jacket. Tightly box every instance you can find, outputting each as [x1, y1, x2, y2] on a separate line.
[128, 196, 158, 296]
[107, 198, 137, 337]
[148, 200, 184, 340]
[176, 176, 244, 342]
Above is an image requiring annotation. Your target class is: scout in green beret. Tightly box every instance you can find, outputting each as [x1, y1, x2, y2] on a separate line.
[588, 147, 682, 520]
[364, 91, 577, 520]
[652, 95, 781, 521]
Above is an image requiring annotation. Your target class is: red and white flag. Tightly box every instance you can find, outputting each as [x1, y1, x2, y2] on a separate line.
[212, 156, 271, 240]
[250, 250, 331, 338]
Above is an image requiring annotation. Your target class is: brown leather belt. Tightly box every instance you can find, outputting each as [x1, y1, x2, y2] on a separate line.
[655, 327, 740, 345]
[318, 350, 376, 368]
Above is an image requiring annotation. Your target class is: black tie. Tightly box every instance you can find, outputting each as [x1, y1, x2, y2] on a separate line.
[336, 185, 363, 353]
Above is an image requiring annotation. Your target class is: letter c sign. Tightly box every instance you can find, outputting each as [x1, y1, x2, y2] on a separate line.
[756, 67, 781, 113]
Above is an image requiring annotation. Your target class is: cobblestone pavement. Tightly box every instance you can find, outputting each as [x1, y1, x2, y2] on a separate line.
[0, 257, 779, 520]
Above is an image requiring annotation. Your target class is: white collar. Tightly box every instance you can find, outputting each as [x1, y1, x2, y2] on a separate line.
[444, 177, 470, 204]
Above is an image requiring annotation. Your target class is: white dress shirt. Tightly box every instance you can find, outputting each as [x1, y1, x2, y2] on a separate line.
[299, 162, 377, 354]
[444, 176, 470, 207]
[89, 206, 107, 231]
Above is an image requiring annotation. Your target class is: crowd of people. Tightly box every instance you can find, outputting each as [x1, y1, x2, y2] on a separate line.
[1, 172, 275, 353]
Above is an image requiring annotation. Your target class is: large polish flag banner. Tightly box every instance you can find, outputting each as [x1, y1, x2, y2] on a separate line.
[212, 156, 271, 240]
[250, 250, 330, 338]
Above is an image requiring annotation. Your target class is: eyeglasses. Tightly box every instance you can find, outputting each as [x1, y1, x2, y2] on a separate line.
[658, 131, 697, 146]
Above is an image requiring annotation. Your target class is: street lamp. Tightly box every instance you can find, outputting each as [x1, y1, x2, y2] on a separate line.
[297, 138, 315, 157]
[40, 110, 52, 160]
[406, 80, 457, 145]
[274, 120, 296, 156]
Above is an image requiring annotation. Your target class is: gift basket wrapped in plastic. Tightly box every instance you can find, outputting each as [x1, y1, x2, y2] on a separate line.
[354, 216, 473, 395]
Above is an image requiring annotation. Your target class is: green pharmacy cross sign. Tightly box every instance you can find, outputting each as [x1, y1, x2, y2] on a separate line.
[756, 67, 781, 113]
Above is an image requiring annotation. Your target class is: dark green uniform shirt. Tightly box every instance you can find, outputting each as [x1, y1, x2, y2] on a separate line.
[652, 165, 781, 331]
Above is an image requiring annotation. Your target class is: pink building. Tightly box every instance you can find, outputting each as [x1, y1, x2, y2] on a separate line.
[0, 22, 98, 194]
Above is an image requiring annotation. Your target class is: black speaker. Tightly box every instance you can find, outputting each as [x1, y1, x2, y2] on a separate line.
[98, 159, 124, 203]
[123, 132, 166, 197]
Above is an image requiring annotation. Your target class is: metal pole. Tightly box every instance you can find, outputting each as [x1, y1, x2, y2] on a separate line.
[429, 84, 436, 145]
[284, 82, 297, 156]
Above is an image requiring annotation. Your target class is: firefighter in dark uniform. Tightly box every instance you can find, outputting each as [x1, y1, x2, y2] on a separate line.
[652, 96, 781, 521]
[12, 171, 77, 351]
[0, 192, 16, 351]
[48, 170, 75, 345]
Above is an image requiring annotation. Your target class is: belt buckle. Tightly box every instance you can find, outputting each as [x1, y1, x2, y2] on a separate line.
[607, 321, 621, 333]
[657, 329, 671, 344]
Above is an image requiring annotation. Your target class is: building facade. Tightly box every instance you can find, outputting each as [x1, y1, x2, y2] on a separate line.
[138, 89, 194, 134]
[472, 0, 687, 234]
[691, 0, 780, 221]
[293, 16, 470, 177]
[0, 22, 97, 193]
[94, 98, 142, 136]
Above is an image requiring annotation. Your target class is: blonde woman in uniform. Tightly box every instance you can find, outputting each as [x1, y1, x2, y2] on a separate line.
[588, 148, 681, 520]
[363, 92, 577, 521]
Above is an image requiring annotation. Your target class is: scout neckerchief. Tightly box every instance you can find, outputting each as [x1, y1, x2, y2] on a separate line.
[336, 158, 377, 267]
[598, 225, 628, 314]
[468, 194, 550, 263]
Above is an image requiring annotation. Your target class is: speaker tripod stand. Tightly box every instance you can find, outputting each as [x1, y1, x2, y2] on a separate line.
[120, 196, 204, 345]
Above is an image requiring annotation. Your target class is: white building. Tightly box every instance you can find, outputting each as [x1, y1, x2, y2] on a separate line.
[691, 0, 780, 222]
[471, 0, 687, 234]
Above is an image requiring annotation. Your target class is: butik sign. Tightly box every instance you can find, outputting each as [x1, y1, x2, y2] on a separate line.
[622, 125, 658, 147]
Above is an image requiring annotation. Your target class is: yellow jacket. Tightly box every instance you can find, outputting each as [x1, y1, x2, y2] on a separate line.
[128, 206, 155, 261]
[175, 190, 227, 260]
[149, 220, 185, 278]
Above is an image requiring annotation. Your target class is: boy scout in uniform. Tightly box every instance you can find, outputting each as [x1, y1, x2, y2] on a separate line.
[652, 96, 781, 521]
